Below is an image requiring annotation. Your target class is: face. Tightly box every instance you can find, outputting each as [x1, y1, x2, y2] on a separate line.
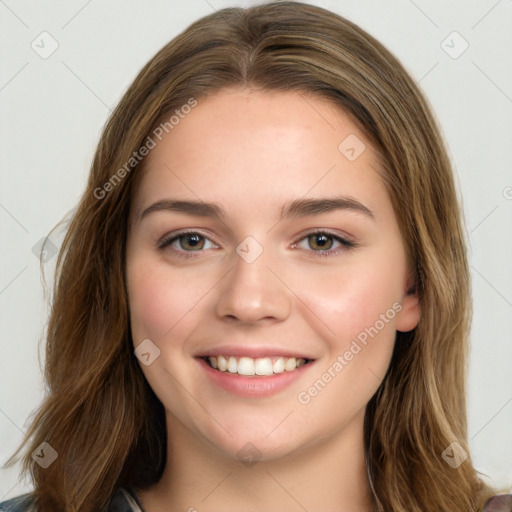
[126, 88, 420, 462]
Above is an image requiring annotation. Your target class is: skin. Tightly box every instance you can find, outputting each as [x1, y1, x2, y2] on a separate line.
[126, 88, 421, 512]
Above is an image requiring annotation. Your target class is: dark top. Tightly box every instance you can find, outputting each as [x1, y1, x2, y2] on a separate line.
[1, 487, 511, 511]
[0, 487, 143, 512]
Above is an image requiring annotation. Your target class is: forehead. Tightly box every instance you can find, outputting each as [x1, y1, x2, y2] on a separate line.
[131, 88, 387, 221]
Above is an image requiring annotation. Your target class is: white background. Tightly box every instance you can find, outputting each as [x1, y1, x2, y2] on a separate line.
[1, 0, 511, 500]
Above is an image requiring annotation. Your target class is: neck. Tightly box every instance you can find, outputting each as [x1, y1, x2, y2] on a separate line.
[136, 408, 375, 512]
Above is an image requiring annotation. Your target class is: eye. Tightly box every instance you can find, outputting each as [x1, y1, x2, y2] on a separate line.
[158, 230, 218, 258]
[292, 230, 356, 257]
[158, 229, 356, 259]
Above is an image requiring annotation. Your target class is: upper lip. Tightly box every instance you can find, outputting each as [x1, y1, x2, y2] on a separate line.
[196, 345, 315, 360]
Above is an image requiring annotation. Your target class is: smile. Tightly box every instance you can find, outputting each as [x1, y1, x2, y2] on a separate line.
[197, 355, 315, 398]
[203, 355, 310, 376]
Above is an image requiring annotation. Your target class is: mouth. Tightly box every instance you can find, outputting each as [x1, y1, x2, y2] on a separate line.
[200, 355, 313, 376]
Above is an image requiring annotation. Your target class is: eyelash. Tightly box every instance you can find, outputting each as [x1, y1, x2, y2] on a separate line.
[157, 229, 356, 259]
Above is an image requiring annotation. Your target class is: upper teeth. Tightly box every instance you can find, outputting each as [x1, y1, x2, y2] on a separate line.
[208, 356, 307, 376]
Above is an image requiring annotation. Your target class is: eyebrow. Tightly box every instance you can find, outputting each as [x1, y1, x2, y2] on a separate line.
[139, 195, 375, 222]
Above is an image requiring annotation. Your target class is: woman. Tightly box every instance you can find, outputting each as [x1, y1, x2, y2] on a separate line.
[2, 2, 510, 511]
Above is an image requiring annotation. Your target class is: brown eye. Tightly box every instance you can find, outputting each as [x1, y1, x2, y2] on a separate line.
[307, 233, 334, 251]
[157, 231, 218, 258]
[293, 230, 356, 257]
[177, 233, 205, 251]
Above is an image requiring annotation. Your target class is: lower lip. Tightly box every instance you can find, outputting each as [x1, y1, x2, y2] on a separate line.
[196, 357, 314, 398]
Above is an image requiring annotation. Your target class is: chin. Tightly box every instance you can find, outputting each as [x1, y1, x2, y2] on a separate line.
[195, 414, 312, 464]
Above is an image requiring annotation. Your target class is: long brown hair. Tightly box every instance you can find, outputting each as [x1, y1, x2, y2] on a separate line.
[6, 2, 502, 510]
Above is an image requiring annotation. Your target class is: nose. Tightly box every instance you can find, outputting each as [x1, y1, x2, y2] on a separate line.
[215, 243, 292, 325]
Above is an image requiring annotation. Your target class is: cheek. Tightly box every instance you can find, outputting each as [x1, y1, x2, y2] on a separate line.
[126, 259, 210, 344]
[127, 262, 172, 340]
[295, 252, 403, 404]
[302, 258, 402, 346]
[295, 272, 399, 418]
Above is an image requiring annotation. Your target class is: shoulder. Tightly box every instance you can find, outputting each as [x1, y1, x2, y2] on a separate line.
[0, 493, 35, 512]
[108, 487, 144, 512]
[0, 487, 143, 512]
[482, 493, 512, 512]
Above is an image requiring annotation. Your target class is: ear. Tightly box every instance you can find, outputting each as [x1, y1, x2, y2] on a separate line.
[395, 270, 421, 333]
